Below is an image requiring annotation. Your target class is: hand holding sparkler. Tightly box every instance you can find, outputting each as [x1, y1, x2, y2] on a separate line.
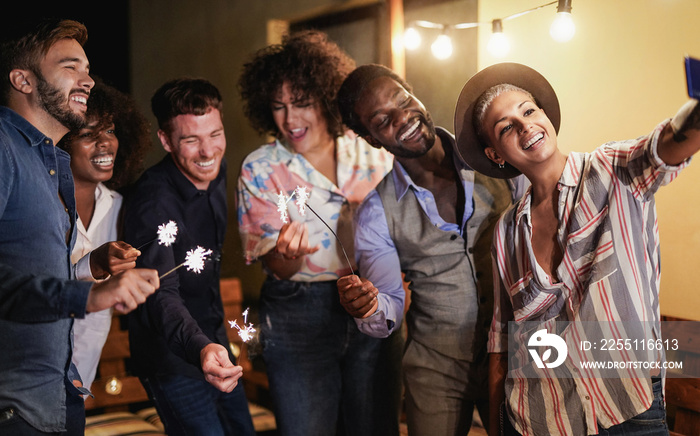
[275, 221, 320, 260]
[337, 275, 379, 319]
[200, 343, 243, 393]
[275, 186, 354, 274]
[89, 241, 141, 279]
[87, 268, 159, 314]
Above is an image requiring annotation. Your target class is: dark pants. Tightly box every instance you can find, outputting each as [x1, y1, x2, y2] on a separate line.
[0, 390, 84, 436]
[140, 373, 256, 436]
[260, 278, 403, 436]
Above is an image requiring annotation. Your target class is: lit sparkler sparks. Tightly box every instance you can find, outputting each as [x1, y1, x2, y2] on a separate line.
[276, 186, 310, 223]
[157, 220, 178, 246]
[274, 185, 354, 273]
[136, 220, 179, 250]
[184, 246, 213, 273]
[228, 308, 256, 342]
[159, 245, 213, 279]
[294, 186, 309, 216]
[277, 190, 290, 224]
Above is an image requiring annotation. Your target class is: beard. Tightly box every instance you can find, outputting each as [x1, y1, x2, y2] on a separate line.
[391, 111, 437, 159]
[34, 71, 87, 131]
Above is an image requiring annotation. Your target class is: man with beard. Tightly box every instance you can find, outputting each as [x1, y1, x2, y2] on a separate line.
[0, 18, 159, 435]
[122, 78, 255, 435]
[335, 64, 526, 436]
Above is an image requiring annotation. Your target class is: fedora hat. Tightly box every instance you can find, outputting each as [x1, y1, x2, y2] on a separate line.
[454, 62, 560, 179]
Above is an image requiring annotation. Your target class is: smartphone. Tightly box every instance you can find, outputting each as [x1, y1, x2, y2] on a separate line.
[685, 55, 700, 99]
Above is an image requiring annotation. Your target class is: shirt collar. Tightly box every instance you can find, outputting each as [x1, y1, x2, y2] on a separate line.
[0, 106, 53, 147]
[390, 126, 468, 201]
[513, 153, 583, 226]
[162, 153, 226, 201]
[559, 152, 584, 188]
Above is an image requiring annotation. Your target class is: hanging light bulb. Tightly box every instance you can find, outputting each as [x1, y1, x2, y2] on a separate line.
[487, 19, 510, 58]
[403, 26, 422, 50]
[431, 29, 453, 60]
[550, 0, 575, 42]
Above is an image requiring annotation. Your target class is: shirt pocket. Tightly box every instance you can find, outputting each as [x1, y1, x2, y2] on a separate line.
[566, 204, 618, 287]
[510, 272, 562, 323]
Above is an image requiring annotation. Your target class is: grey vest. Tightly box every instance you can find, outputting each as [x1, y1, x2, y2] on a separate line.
[376, 171, 512, 361]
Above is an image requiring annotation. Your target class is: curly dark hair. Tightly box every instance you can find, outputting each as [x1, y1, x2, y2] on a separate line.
[58, 77, 152, 190]
[337, 63, 413, 137]
[238, 29, 355, 139]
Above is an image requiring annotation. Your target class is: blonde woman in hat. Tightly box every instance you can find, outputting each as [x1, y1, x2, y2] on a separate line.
[454, 62, 700, 436]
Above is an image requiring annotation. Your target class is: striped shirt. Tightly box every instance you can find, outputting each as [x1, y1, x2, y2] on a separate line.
[488, 120, 689, 435]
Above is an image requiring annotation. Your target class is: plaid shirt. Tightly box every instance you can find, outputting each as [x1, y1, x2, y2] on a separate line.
[488, 120, 689, 435]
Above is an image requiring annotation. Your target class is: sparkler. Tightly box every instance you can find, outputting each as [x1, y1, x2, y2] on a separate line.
[157, 220, 179, 246]
[277, 190, 290, 224]
[159, 246, 213, 279]
[136, 220, 179, 250]
[276, 186, 354, 273]
[228, 308, 256, 343]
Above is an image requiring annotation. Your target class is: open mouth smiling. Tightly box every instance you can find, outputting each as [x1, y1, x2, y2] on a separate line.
[522, 132, 544, 150]
[70, 93, 88, 106]
[91, 155, 114, 167]
[197, 158, 216, 168]
[399, 119, 420, 142]
[288, 127, 307, 140]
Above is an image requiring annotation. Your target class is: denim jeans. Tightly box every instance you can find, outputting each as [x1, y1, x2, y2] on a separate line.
[140, 373, 255, 436]
[0, 389, 83, 435]
[597, 379, 669, 436]
[503, 379, 669, 436]
[259, 278, 402, 436]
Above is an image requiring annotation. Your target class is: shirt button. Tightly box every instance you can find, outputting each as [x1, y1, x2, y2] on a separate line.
[49, 169, 56, 176]
[585, 395, 590, 401]
[44, 139, 50, 145]
[450, 234, 458, 240]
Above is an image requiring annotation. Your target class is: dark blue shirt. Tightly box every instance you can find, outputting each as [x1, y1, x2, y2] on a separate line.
[0, 106, 92, 432]
[123, 154, 229, 379]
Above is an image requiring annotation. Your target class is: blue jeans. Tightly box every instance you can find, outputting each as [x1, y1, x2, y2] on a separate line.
[597, 379, 669, 436]
[259, 278, 402, 436]
[0, 389, 83, 435]
[140, 373, 255, 436]
[503, 379, 669, 436]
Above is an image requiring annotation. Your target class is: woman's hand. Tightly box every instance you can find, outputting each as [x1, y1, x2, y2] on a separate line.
[274, 221, 320, 260]
[262, 221, 320, 280]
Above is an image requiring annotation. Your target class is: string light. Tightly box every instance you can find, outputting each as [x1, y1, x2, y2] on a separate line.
[403, 26, 421, 50]
[431, 31, 453, 60]
[550, 0, 576, 42]
[487, 19, 510, 58]
[402, 0, 573, 59]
